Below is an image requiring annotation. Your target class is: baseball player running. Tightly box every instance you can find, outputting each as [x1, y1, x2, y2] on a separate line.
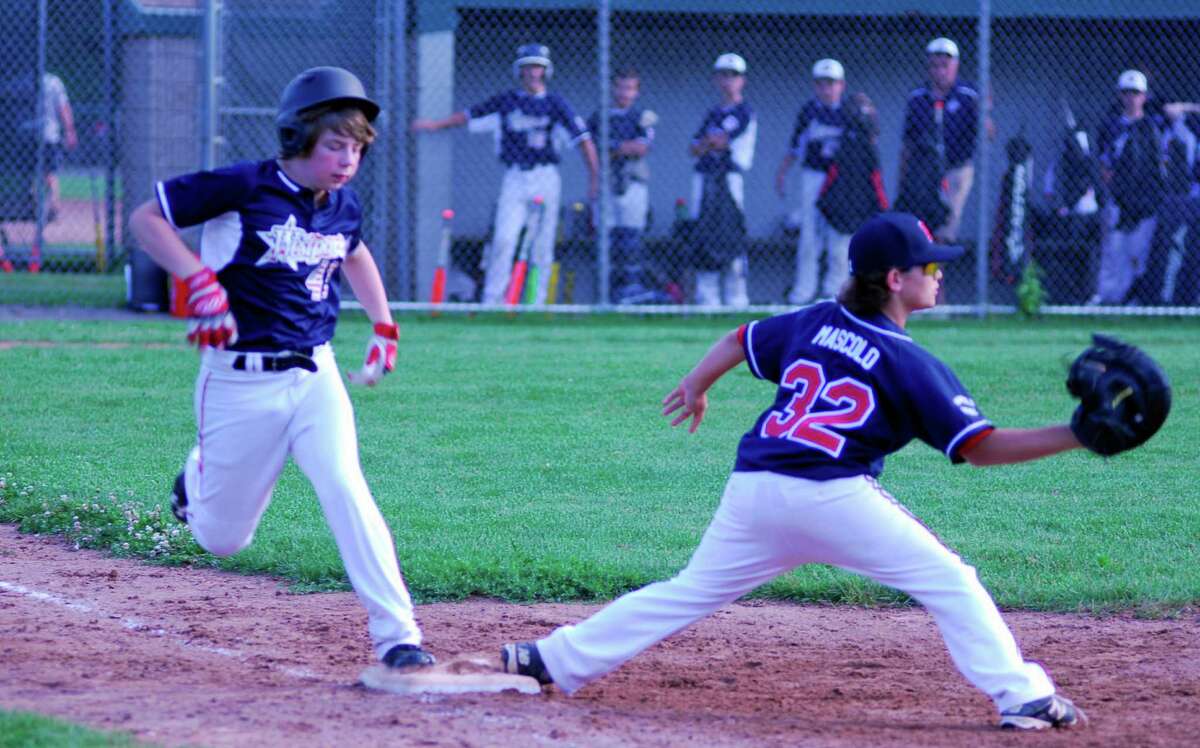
[503, 212, 1087, 731]
[412, 44, 600, 305]
[775, 58, 854, 306]
[128, 66, 435, 671]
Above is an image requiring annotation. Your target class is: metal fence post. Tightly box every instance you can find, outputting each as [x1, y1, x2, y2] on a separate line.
[597, 0, 612, 308]
[33, 0, 47, 263]
[201, 0, 220, 171]
[974, 0, 992, 315]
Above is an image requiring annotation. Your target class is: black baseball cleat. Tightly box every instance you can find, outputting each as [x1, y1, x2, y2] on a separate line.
[500, 641, 553, 685]
[169, 471, 188, 524]
[1000, 694, 1087, 730]
[382, 643, 436, 669]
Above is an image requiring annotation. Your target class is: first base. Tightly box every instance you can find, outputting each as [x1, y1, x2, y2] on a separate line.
[360, 653, 542, 695]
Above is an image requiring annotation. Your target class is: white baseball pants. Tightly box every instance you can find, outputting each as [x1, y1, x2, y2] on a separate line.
[179, 344, 423, 659]
[690, 172, 750, 308]
[537, 471, 1056, 712]
[789, 167, 851, 305]
[1095, 205, 1156, 304]
[482, 165, 562, 305]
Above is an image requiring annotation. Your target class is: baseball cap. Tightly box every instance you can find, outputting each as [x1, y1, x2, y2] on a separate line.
[713, 53, 747, 75]
[811, 58, 845, 81]
[848, 212, 965, 276]
[925, 37, 959, 58]
[1117, 69, 1147, 92]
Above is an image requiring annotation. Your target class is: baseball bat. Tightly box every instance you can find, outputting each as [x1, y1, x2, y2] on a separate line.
[505, 204, 537, 306]
[430, 208, 454, 310]
[522, 196, 547, 305]
[90, 167, 106, 273]
[545, 261, 561, 305]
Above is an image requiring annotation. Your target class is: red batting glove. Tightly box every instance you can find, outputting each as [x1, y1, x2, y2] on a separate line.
[347, 322, 399, 386]
[182, 267, 238, 349]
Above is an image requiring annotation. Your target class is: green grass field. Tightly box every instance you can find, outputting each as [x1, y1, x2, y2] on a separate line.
[0, 710, 145, 747]
[1, 313, 1197, 613]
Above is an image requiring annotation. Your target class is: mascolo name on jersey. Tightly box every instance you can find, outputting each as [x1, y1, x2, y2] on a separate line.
[811, 325, 881, 370]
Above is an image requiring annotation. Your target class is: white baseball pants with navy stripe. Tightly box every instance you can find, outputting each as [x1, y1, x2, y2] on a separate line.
[537, 470, 1056, 712]
[179, 344, 423, 659]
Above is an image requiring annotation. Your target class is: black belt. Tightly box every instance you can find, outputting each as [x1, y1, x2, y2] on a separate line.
[510, 162, 553, 171]
[232, 349, 317, 373]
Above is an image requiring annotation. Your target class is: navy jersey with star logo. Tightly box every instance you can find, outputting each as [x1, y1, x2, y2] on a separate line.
[692, 101, 757, 176]
[734, 301, 993, 480]
[466, 89, 590, 168]
[155, 160, 362, 352]
[788, 99, 850, 172]
[902, 82, 980, 169]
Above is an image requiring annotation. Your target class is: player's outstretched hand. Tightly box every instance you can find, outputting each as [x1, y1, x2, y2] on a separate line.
[347, 322, 399, 387]
[662, 381, 708, 433]
[183, 267, 237, 349]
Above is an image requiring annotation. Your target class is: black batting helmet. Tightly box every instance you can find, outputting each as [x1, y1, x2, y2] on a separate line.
[276, 66, 379, 158]
[513, 44, 553, 80]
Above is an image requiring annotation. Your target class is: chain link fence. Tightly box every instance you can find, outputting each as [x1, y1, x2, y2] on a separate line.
[2, 1, 1198, 313]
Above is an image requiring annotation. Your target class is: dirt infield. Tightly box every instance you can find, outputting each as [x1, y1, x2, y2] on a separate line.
[1, 524, 1197, 747]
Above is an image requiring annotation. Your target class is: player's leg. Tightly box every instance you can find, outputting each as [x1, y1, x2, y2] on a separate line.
[1092, 205, 1123, 303]
[530, 166, 562, 305]
[691, 173, 721, 306]
[814, 476, 1057, 713]
[1127, 215, 1158, 292]
[534, 471, 801, 694]
[938, 163, 974, 243]
[790, 168, 826, 305]
[481, 170, 528, 304]
[821, 228, 852, 300]
[721, 172, 750, 308]
[612, 182, 651, 303]
[180, 360, 292, 556]
[288, 346, 424, 659]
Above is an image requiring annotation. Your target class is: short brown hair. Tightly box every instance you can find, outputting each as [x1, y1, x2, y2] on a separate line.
[836, 272, 891, 316]
[290, 104, 376, 158]
[614, 66, 640, 82]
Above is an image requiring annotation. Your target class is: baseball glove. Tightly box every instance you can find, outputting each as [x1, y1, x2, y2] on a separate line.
[1066, 333, 1171, 456]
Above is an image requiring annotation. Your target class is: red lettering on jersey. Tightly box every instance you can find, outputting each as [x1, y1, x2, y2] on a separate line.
[761, 360, 876, 457]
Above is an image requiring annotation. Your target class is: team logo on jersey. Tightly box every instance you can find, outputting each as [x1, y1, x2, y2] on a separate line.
[952, 395, 980, 417]
[506, 111, 550, 133]
[255, 214, 348, 270]
[722, 114, 740, 131]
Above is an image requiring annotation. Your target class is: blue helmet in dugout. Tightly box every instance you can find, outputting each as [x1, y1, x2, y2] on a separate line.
[514, 44, 553, 79]
[276, 66, 380, 158]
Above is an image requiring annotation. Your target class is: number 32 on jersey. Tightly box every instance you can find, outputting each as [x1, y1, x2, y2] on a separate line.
[761, 359, 875, 457]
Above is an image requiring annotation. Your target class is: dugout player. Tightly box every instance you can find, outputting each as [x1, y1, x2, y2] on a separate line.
[128, 66, 436, 672]
[503, 212, 1087, 731]
[588, 66, 661, 305]
[775, 58, 853, 305]
[895, 38, 987, 243]
[412, 44, 600, 305]
[689, 53, 757, 308]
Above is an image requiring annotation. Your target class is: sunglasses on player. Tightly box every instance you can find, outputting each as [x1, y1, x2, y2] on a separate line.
[903, 262, 941, 276]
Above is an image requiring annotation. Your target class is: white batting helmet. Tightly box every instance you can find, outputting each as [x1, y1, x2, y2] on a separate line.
[514, 44, 553, 79]
[713, 53, 747, 75]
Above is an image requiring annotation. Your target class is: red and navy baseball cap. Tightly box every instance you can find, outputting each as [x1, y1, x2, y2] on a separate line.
[848, 212, 965, 276]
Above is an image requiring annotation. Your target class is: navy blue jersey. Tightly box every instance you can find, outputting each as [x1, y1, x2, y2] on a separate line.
[692, 101, 757, 176]
[156, 159, 363, 352]
[1096, 112, 1167, 171]
[467, 89, 589, 168]
[587, 106, 654, 188]
[902, 82, 980, 169]
[788, 98, 850, 171]
[735, 302, 993, 479]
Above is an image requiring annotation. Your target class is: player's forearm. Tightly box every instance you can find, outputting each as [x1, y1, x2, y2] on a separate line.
[128, 200, 205, 278]
[962, 425, 1081, 467]
[342, 244, 394, 326]
[581, 139, 600, 175]
[682, 330, 745, 396]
